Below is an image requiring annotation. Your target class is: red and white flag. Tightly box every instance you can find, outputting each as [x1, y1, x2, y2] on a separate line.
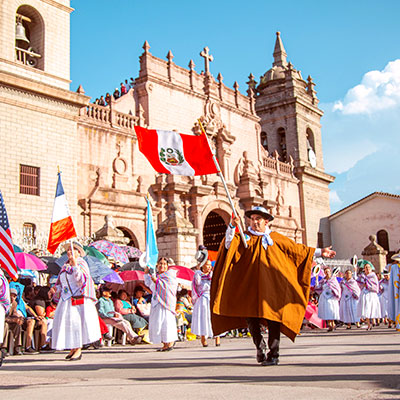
[47, 172, 77, 254]
[0, 191, 18, 280]
[135, 127, 219, 176]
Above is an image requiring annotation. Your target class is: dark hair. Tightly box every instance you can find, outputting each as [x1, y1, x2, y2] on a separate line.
[118, 289, 129, 298]
[101, 287, 112, 295]
[37, 286, 51, 301]
[178, 288, 188, 297]
[134, 286, 144, 295]
[24, 285, 35, 298]
[157, 257, 169, 264]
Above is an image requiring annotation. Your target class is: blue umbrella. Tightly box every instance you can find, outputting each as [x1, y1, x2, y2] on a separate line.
[56, 254, 119, 284]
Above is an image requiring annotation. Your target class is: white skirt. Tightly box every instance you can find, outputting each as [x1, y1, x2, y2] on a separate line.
[148, 303, 178, 344]
[379, 294, 389, 318]
[357, 290, 381, 319]
[339, 296, 360, 323]
[52, 297, 101, 350]
[318, 294, 340, 320]
[0, 306, 5, 345]
[191, 295, 213, 338]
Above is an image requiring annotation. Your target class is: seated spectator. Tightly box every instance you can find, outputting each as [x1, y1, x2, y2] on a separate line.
[97, 287, 142, 344]
[23, 286, 49, 352]
[2, 288, 24, 356]
[98, 95, 106, 106]
[176, 288, 193, 325]
[8, 282, 36, 353]
[120, 82, 127, 95]
[113, 88, 120, 100]
[132, 286, 151, 321]
[114, 290, 147, 331]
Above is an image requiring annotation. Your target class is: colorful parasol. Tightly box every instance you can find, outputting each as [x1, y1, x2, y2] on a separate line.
[121, 246, 143, 259]
[89, 240, 129, 264]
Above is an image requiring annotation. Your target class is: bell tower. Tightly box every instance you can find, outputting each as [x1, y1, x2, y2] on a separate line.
[255, 32, 335, 246]
[0, 0, 89, 238]
[0, 0, 72, 89]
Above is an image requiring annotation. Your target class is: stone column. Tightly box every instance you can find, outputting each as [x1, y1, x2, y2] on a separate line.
[156, 203, 199, 267]
[361, 235, 388, 274]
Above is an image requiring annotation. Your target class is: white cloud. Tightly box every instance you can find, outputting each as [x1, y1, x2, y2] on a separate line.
[333, 59, 400, 115]
[329, 190, 343, 207]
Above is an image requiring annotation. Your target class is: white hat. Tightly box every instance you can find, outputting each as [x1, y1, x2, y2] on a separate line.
[391, 253, 400, 262]
[245, 206, 274, 221]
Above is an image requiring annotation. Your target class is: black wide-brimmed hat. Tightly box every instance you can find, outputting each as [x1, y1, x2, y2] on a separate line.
[244, 206, 274, 221]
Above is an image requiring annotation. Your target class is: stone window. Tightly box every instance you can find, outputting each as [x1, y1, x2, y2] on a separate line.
[20, 164, 40, 196]
[261, 131, 268, 151]
[23, 223, 36, 242]
[377, 229, 389, 251]
[306, 128, 315, 152]
[277, 127, 287, 161]
[15, 6, 44, 70]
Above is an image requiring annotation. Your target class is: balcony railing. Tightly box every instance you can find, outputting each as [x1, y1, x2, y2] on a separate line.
[15, 46, 41, 67]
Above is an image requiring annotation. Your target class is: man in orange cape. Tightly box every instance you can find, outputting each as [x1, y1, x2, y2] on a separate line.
[210, 206, 336, 366]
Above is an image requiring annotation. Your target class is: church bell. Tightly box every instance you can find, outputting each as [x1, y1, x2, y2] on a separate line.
[15, 21, 30, 44]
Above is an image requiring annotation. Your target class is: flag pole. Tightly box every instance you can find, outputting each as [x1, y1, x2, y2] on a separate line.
[197, 119, 247, 248]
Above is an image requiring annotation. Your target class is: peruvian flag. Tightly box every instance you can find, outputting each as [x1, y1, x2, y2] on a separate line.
[135, 127, 219, 176]
[47, 172, 77, 254]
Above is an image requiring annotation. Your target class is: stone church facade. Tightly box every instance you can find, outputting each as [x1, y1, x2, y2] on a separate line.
[0, 0, 334, 266]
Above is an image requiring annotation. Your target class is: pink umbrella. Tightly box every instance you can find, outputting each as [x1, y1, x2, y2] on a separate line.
[119, 270, 145, 282]
[107, 270, 146, 295]
[15, 253, 47, 271]
[169, 265, 195, 290]
[169, 265, 195, 281]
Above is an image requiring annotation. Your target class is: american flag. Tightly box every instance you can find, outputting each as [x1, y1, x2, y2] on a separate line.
[0, 191, 18, 280]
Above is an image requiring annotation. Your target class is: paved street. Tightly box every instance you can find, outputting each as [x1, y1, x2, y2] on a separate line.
[1, 326, 399, 400]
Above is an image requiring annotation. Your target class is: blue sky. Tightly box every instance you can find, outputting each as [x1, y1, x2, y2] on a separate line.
[70, 0, 400, 213]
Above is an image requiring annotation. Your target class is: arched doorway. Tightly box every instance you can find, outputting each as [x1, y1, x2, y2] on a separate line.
[117, 226, 139, 248]
[203, 211, 228, 251]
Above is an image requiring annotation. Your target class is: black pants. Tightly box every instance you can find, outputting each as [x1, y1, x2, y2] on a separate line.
[246, 318, 280, 359]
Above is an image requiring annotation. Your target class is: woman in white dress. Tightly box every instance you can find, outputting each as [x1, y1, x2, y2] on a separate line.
[52, 242, 100, 360]
[0, 269, 10, 367]
[339, 270, 360, 329]
[379, 269, 390, 327]
[357, 263, 381, 330]
[316, 267, 341, 331]
[191, 260, 220, 347]
[144, 257, 178, 351]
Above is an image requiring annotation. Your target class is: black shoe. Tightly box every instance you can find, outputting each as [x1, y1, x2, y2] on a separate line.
[40, 345, 55, 353]
[14, 347, 23, 356]
[103, 333, 113, 341]
[261, 357, 279, 366]
[24, 347, 38, 354]
[92, 340, 101, 349]
[82, 344, 90, 350]
[256, 350, 267, 363]
[1, 348, 9, 358]
[69, 354, 82, 361]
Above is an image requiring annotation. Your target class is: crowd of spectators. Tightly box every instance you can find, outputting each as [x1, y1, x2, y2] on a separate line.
[93, 78, 134, 106]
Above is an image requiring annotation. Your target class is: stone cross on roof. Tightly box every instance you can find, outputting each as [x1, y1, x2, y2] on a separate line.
[200, 46, 213, 75]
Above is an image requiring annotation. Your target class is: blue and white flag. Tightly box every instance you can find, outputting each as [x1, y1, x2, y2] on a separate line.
[145, 196, 158, 269]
